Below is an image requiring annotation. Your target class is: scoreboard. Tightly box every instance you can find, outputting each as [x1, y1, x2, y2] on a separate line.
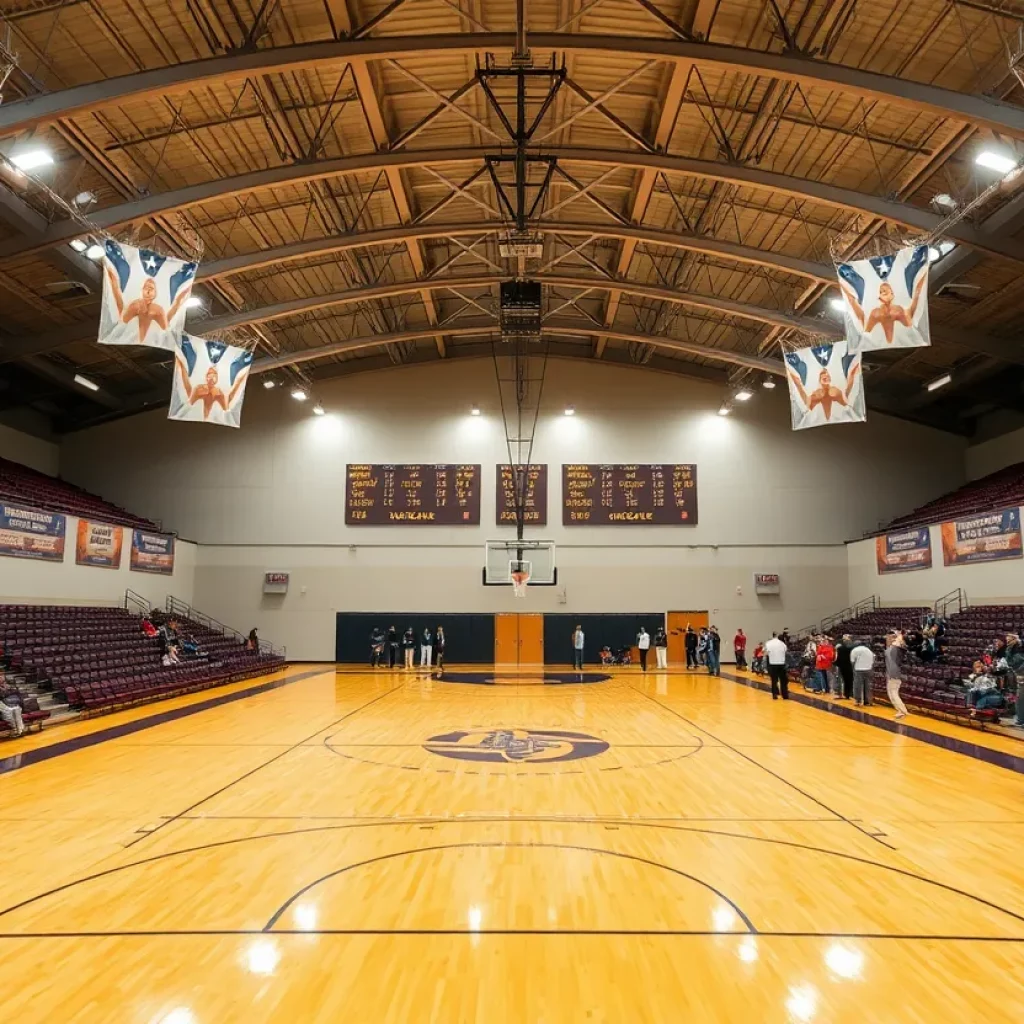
[345, 465, 481, 525]
[496, 464, 548, 526]
[562, 464, 697, 525]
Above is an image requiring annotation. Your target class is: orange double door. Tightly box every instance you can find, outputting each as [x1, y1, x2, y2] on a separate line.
[494, 613, 544, 666]
[666, 610, 709, 666]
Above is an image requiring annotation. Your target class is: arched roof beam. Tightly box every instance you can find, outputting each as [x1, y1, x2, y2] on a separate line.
[1, 148, 1021, 263]
[2, 34, 1024, 140]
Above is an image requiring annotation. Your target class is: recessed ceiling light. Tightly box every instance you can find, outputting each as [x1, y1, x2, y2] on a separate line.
[926, 372, 952, 392]
[262, 379, 276, 389]
[312, 402, 325, 416]
[73, 373, 99, 392]
[291, 388, 308, 401]
[564, 405, 575, 416]
[85, 243, 105, 261]
[718, 404, 731, 416]
[976, 149, 1017, 176]
[10, 148, 54, 172]
[69, 238, 88, 253]
[734, 389, 753, 402]
[762, 378, 776, 389]
[470, 404, 481, 416]
[184, 296, 203, 309]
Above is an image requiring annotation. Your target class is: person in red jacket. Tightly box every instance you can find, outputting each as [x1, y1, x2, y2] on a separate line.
[814, 636, 836, 695]
[733, 629, 747, 670]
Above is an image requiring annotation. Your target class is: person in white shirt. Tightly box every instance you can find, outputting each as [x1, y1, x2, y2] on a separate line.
[850, 641, 875, 706]
[765, 633, 789, 700]
[637, 627, 651, 672]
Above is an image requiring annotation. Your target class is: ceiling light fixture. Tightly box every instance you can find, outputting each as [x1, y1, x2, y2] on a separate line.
[73, 374, 99, 392]
[938, 240, 956, 256]
[470, 404, 481, 416]
[976, 149, 1018, 176]
[926, 372, 952, 392]
[762, 378, 776, 389]
[184, 296, 203, 310]
[931, 193, 957, 211]
[828, 296, 846, 312]
[734, 389, 753, 402]
[564, 405, 575, 416]
[291, 388, 308, 401]
[10, 148, 54, 172]
[69, 238, 88, 253]
[72, 190, 96, 209]
[928, 246, 941, 263]
[262, 379, 276, 389]
[718, 404, 731, 416]
[85, 243, 105, 261]
[312, 402, 325, 416]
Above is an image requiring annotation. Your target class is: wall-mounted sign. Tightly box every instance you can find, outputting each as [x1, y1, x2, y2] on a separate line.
[754, 573, 780, 595]
[263, 571, 290, 594]
[875, 528, 932, 574]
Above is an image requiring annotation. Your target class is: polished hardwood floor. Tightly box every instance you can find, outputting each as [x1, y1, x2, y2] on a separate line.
[2, 664, 1023, 1022]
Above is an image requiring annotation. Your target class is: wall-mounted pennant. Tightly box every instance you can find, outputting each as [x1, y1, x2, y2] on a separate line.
[99, 239, 197, 351]
[785, 340, 865, 430]
[169, 334, 253, 428]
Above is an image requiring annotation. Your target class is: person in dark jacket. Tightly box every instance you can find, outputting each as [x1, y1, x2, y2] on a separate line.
[402, 627, 416, 669]
[685, 626, 698, 670]
[835, 633, 855, 700]
[707, 626, 721, 676]
[370, 626, 385, 668]
[386, 625, 399, 669]
[420, 627, 433, 668]
[435, 626, 446, 671]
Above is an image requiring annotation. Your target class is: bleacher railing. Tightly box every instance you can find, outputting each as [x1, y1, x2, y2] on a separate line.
[934, 588, 967, 619]
[124, 590, 152, 617]
[165, 596, 286, 658]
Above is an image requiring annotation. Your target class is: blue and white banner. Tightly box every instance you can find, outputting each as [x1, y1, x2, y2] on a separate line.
[785, 341, 865, 430]
[0, 504, 65, 562]
[941, 509, 1023, 566]
[99, 240, 197, 351]
[836, 245, 930, 353]
[169, 334, 253, 428]
[130, 529, 175, 575]
[876, 528, 932, 574]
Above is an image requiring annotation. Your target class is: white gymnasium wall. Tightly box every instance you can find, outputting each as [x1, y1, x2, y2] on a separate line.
[60, 359, 966, 659]
[0, 422, 59, 476]
[847, 529, 1024, 608]
[0, 516, 195, 608]
[966, 425, 1024, 481]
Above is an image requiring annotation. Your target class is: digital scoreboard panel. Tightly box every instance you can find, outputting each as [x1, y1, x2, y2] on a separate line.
[562, 464, 697, 525]
[496, 464, 548, 526]
[345, 465, 481, 524]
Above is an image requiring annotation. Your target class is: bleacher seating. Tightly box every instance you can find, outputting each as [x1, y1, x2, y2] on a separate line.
[873, 461, 1024, 535]
[0, 456, 157, 530]
[0, 604, 286, 721]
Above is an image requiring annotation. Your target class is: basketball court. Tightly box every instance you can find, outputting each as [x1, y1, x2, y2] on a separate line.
[1, 662, 1022, 1022]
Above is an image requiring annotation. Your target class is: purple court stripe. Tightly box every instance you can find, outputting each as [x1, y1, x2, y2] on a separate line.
[720, 671, 1024, 776]
[0, 668, 325, 777]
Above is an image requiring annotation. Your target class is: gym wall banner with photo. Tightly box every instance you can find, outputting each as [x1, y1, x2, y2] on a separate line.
[940, 509, 1023, 567]
[130, 529, 176, 575]
[0, 504, 65, 562]
[75, 520, 124, 569]
[875, 528, 933, 574]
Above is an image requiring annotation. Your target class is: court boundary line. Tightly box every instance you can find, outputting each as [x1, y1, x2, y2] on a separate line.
[719, 670, 1024, 776]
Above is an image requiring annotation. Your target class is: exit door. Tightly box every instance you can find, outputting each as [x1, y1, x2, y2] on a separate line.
[667, 610, 709, 666]
[495, 613, 544, 665]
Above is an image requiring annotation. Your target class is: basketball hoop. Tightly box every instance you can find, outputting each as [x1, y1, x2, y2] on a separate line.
[510, 560, 531, 598]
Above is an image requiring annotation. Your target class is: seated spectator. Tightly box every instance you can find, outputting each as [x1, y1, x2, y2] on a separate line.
[141, 617, 158, 638]
[962, 660, 1006, 718]
[162, 647, 181, 667]
[0, 680, 25, 737]
[181, 634, 208, 660]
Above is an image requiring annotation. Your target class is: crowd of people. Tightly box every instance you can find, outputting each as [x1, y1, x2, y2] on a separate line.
[141, 613, 211, 667]
[369, 625, 447, 670]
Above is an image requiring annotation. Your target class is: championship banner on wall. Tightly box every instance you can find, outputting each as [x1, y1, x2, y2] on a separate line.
[169, 335, 253, 428]
[99, 240, 197, 351]
[75, 520, 123, 569]
[836, 245, 930, 352]
[0, 504, 65, 562]
[785, 341, 865, 430]
[940, 509, 1023, 566]
[875, 528, 932, 574]
[130, 529, 175, 575]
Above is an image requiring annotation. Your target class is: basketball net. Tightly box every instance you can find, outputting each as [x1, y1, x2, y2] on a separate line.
[511, 567, 531, 598]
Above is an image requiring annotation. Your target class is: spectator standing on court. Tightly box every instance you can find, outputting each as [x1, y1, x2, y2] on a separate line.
[1002, 634, 1024, 729]
[420, 626, 433, 668]
[885, 632, 910, 720]
[708, 626, 722, 676]
[835, 633, 854, 700]
[685, 626, 698, 669]
[387, 625, 399, 669]
[814, 636, 835, 695]
[435, 626, 446, 671]
[850, 641, 875, 706]
[733, 628, 747, 670]
[403, 626, 416, 669]
[637, 627, 651, 672]
[370, 626, 385, 668]
[572, 625, 585, 670]
[697, 628, 709, 668]
[765, 632, 789, 700]
[654, 626, 668, 669]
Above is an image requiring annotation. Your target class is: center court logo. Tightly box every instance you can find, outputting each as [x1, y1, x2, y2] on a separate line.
[423, 728, 609, 764]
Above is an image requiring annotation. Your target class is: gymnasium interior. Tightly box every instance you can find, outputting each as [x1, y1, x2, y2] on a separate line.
[3, 0, 1024, 1019]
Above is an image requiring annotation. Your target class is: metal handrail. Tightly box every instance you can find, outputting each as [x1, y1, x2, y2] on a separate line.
[165, 595, 286, 658]
[124, 589, 151, 617]
[934, 588, 967, 619]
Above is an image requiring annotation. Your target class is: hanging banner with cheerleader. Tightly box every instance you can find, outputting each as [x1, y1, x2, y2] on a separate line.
[785, 341, 865, 430]
[99, 239, 197, 351]
[169, 334, 253, 428]
[836, 245, 930, 352]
